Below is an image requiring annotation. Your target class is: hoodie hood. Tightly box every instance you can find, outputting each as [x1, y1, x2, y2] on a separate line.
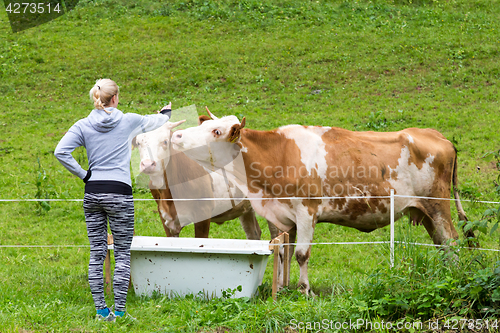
[87, 108, 123, 133]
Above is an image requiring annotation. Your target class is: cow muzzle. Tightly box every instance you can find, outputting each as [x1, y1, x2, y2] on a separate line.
[140, 159, 157, 174]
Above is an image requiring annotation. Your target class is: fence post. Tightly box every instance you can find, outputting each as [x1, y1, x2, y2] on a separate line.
[283, 232, 290, 288]
[390, 189, 395, 268]
[269, 232, 290, 301]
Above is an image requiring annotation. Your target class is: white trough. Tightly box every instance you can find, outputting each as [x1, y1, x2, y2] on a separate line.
[130, 236, 272, 298]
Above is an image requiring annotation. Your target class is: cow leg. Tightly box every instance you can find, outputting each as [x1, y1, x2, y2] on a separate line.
[194, 219, 211, 238]
[268, 220, 281, 239]
[160, 218, 173, 237]
[151, 189, 173, 237]
[157, 205, 173, 237]
[410, 205, 458, 245]
[294, 213, 316, 296]
[238, 209, 262, 240]
[158, 206, 179, 237]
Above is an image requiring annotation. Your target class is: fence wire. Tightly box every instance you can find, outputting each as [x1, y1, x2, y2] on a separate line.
[0, 194, 498, 254]
[0, 195, 499, 204]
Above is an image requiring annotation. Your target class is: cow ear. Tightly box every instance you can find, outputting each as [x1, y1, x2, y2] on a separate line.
[131, 136, 137, 149]
[198, 115, 211, 126]
[228, 118, 246, 143]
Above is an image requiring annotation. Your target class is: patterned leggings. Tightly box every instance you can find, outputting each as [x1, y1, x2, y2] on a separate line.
[83, 193, 134, 312]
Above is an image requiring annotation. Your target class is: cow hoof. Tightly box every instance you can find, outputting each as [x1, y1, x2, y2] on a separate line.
[301, 289, 316, 297]
[298, 283, 314, 297]
[307, 290, 316, 298]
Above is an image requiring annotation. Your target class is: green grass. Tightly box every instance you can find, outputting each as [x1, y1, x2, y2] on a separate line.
[1, 0, 500, 331]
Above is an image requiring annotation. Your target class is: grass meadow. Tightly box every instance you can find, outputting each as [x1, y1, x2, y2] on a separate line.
[0, 0, 499, 331]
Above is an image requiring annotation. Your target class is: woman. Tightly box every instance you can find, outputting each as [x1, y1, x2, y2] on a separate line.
[54, 79, 172, 321]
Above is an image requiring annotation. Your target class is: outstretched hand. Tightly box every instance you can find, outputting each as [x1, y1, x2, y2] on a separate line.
[158, 102, 172, 114]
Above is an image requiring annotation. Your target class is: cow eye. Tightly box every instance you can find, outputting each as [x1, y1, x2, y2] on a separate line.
[163, 140, 169, 145]
[213, 129, 221, 136]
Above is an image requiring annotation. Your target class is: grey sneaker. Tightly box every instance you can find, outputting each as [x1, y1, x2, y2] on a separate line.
[115, 311, 136, 323]
[95, 312, 116, 322]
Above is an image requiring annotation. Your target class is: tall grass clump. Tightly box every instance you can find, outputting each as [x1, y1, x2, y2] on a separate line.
[351, 245, 500, 321]
[349, 230, 500, 323]
[461, 149, 500, 246]
[33, 157, 58, 214]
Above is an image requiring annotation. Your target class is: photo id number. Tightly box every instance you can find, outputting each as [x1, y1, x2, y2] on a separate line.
[5, 2, 62, 14]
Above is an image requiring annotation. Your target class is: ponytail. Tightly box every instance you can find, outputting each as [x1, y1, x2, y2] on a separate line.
[89, 79, 119, 112]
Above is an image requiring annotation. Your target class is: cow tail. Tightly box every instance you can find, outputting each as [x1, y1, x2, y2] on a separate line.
[452, 147, 475, 242]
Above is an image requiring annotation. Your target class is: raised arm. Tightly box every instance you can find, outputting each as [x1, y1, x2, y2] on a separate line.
[130, 103, 173, 138]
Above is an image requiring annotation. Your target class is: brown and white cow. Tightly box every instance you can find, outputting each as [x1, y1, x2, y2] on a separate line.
[171, 110, 472, 294]
[133, 120, 266, 240]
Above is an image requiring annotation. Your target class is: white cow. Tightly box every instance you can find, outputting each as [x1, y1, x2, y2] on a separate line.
[133, 119, 270, 240]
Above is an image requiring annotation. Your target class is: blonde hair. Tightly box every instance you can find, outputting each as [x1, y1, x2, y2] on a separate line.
[89, 79, 119, 112]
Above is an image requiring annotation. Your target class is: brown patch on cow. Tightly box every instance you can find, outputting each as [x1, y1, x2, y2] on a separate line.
[241, 128, 314, 199]
[227, 117, 246, 143]
[198, 115, 211, 125]
[304, 198, 321, 216]
[380, 165, 388, 179]
[295, 247, 311, 267]
[403, 128, 453, 171]
[343, 199, 371, 221]
[330, 198, 346, 211]
[369, 197, 388, 214]
[437, 162, 445, 178]
[341, 195, 388, 221]
[408, 144, 425, 169]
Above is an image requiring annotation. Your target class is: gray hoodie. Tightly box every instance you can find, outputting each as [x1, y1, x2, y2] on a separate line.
[54, 107, 170, 187]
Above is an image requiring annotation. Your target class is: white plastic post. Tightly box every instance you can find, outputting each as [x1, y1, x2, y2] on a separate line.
[390, 189, 395, 268]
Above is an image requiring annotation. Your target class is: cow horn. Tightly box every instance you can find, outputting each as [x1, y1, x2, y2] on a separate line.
[166, 119, 186, 130]
[206, 106, 219, 120]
